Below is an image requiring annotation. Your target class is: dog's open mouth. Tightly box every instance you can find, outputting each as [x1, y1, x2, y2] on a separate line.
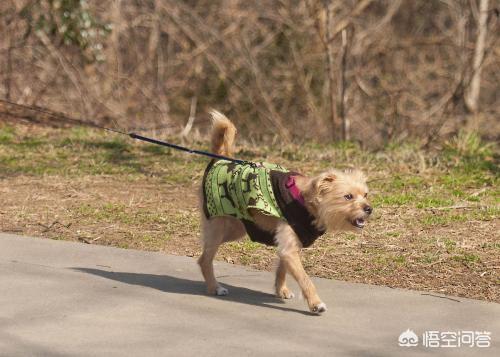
[351, 218, 366, 229]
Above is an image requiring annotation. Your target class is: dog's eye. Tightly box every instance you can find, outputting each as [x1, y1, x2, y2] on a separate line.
[364, 193, 368, 198]
[344, 194, 353, 200]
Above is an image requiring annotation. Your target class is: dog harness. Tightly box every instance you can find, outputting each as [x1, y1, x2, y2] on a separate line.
[202, 160, 325, 247]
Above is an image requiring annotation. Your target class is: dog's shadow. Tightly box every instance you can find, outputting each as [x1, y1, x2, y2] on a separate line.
[72, 268, 313, 316]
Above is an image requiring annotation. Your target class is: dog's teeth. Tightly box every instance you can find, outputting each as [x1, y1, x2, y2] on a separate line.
[354, 218, 365, 228]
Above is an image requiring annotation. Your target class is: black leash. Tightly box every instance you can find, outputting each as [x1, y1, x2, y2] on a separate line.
[103, 126, 248, 164]
[0, 99, 249, 165]
[128, 133, 247, 164]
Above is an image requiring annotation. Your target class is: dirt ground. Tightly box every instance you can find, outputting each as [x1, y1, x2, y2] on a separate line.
[1, 124, 498, 302]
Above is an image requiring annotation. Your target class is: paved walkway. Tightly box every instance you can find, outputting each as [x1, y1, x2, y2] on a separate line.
[0, 233, 498, 356]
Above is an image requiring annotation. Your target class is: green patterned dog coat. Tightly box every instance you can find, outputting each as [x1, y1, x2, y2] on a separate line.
[202, 160, 326, 247]
[203, 160, 288, 221]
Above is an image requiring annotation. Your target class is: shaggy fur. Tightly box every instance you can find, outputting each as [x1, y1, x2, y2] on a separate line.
[198, 111, 372, 314]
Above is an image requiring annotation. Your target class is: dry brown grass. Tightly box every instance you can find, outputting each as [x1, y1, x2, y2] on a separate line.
[1, 123, 498, 302]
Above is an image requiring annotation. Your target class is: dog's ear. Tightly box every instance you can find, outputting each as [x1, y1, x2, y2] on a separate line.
[314, 173, 336, 194]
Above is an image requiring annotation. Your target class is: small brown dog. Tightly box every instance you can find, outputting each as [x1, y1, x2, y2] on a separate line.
[198, 111, 372, 314]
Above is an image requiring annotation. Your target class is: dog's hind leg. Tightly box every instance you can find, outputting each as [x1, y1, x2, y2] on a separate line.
[198, 217, 245, 296]
[221, 217, 246, 243]
[198, 217, 226, 295]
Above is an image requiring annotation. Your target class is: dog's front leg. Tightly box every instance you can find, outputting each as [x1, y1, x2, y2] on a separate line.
[282, 251, 326, 314]
[275, 259, 295, 299]
[276, 224, 326, 314]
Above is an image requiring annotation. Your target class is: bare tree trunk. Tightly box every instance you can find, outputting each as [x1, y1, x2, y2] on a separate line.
[338, 29, 349, 141]
[326, 2, 337, 139]
[5, 36, 13, 100]
[465, 0, 489, 113]
[108, 0, 122, 74]
[148, 0, 161, 61]
[181, 96, 197, 139]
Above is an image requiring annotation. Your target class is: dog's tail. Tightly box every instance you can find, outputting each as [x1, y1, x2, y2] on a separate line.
[209, 110, 236, 157]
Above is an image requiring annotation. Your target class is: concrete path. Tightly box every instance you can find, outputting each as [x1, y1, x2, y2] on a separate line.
[0, 233, 498, 356]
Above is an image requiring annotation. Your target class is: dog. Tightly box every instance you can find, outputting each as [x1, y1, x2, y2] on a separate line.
[198, 111, 372, 314]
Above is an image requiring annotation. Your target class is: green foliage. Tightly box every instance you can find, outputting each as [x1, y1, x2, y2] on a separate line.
[420, 213, 467, 226]
[452, 252, 481, 265]
[442, 238, 456, 252]
[393, 255, 406, 265]
[415, 197, 454, 209]
[141, 145, 171, 155]
[374, 193, 416, 206]
[0, 126, 15, 144]
[390, 175, 425, 189]
[228, 240, 262, 252]
[24, 0, 111, 62]
[444, 130, 497, 174]
[344, 233, 357, 240]
[445, 130, 491, 157]
[420, 252, 439, 264]
[1, 125, 497, 212]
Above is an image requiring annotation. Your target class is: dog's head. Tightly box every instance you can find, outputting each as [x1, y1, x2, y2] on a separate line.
[310, 169, 372, 232]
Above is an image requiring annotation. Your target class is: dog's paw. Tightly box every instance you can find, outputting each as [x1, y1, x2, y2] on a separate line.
[215, 286, 229, 296]
[310, 302, 327, 314]
[276, 287, 295, 299]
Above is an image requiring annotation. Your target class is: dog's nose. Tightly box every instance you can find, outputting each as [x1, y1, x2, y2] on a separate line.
[364, 205, 373, 215]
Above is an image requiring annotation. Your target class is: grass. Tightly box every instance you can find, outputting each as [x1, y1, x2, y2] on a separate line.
[0, 125, 207, 181]
[0, 122, 499, 302]
[420, 213, 468, 226]
[452, 252, 481, 265]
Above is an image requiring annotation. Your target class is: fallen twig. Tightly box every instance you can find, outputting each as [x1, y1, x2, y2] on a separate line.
[425, 205, 480, 211]
[421, 293, 461, 303]
[37, 221, 72, 233]
[469, 188, 487, 197]
[424, 259, 446, 268]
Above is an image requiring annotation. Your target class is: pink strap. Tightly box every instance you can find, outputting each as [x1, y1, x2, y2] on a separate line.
[285, 176, 305, 206]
